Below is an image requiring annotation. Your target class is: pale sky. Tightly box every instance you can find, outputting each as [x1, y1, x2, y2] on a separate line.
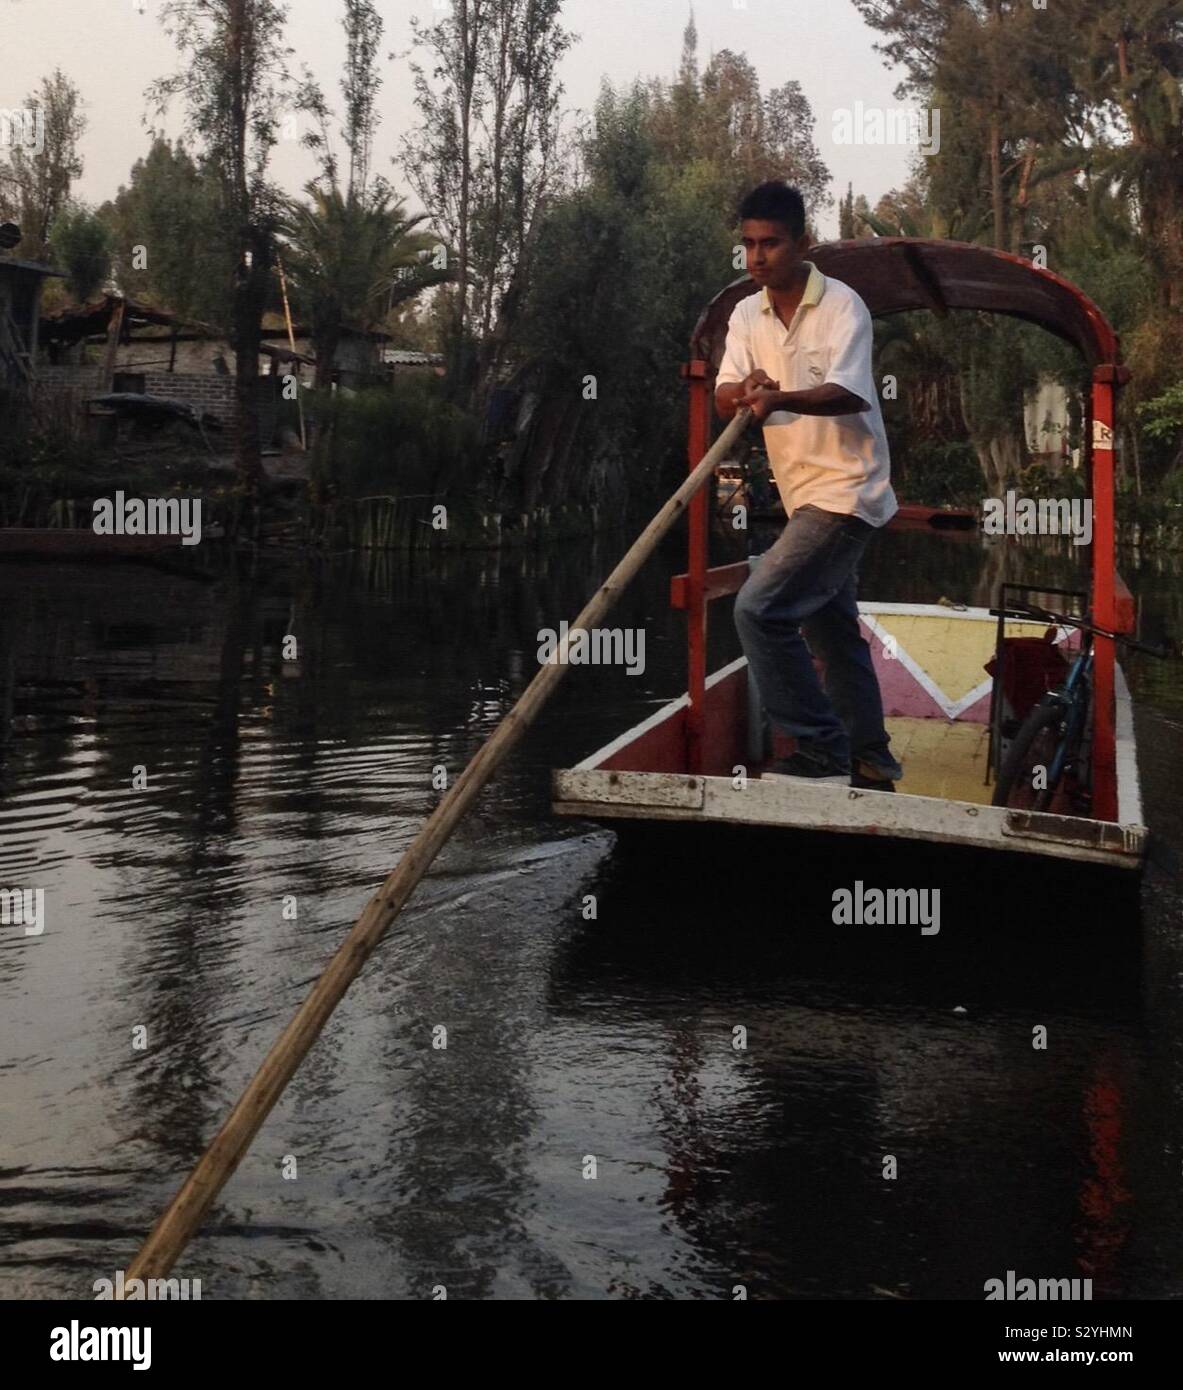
[3, 0, 919, 238]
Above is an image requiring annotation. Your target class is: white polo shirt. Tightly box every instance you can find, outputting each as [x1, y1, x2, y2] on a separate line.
[716, 262, 898, 528]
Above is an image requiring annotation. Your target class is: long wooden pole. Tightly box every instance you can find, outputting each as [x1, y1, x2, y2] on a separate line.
[101, 298, 126, 394]
[122, 406, 753, 1286]
[275, 254, 306, 450]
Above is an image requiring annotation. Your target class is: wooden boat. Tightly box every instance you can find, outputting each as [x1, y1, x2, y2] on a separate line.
[0, 527, 188, 557]
[890, 502, 978, 531]
[552, 238, 1147, 872]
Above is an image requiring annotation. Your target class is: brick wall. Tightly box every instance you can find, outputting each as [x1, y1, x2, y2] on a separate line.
[142, 374, 237, 424]
[34, 366, 237, 424]
[37, 364, 102, 389]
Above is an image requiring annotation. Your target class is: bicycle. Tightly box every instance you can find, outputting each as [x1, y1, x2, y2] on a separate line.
[989, 602, 1171, 813]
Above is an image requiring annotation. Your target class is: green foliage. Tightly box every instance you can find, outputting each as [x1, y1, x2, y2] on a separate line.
[148, 0, 319, 485]
[281, 183, 446, 385]
[1135, 380, 1183, 484]
[282, 1, 449, 389]
[401, 0, 571, 392]
[851, 0, 1183, 513]
[48, 203, 112, 303]
[1014, 458, 1086, 499]
[839, 184, 855, 239]
[340, 0, 384, 196]
[0, 397, 92, 475]
[0, 68, 85, 259]
[97, 138, 229, 324]
[516, 94, 709, 499]
[516, 43, 831, 507]
[310, 376, 480, 502]
[896, 440, 982, 508]
[960, 318, 1037, 441]
[0, 400, 222, 526]
[1137, 384, 1183, 444]
[150, 0, 300, 220]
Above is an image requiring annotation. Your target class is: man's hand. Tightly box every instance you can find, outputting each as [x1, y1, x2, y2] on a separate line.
[736, 384, 784, 421]
[741, 369, 779, 396]
[715, 370, 780, 421]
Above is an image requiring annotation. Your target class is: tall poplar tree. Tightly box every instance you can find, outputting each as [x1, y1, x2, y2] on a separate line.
[149, 0, 306, 492]
[0, 70, 86, 260]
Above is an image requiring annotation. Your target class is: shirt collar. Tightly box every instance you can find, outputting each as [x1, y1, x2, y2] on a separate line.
[760, 261, 825, 313]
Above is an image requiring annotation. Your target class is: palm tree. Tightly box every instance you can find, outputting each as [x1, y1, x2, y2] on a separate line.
[281, 183, 451, 388]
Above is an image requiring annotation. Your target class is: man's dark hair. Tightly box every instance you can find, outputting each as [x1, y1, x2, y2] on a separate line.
[738, 182, 806, 239]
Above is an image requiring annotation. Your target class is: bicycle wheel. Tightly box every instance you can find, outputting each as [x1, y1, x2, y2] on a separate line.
[991, 696, 1066, 811]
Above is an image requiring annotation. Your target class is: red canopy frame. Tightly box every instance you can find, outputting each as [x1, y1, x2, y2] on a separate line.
[678, 238, 1131, 821]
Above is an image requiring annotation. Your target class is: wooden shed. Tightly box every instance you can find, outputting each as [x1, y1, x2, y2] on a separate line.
[0, 256, 62, 389]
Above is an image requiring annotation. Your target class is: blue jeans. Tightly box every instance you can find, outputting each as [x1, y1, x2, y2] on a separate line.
[733, 505, 899, 774]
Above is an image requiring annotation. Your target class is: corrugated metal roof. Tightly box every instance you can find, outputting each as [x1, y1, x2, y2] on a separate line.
[383, 349, 444, 365]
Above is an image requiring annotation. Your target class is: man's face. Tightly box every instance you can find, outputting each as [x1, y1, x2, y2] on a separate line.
[740, 219, 811, 289]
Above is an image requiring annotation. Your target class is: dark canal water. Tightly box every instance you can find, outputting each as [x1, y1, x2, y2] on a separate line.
[2, 526, 1182, 1300]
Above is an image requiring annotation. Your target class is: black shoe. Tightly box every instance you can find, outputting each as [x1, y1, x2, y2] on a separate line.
[851, 771, 896, 791]
[767, 749, 851, 784]
[851, 759, 900, 792]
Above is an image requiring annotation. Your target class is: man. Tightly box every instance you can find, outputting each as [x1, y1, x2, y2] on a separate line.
[715, 181, 902, 790]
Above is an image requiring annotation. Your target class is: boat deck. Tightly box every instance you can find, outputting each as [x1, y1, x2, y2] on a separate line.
[880, 717, 991, 805]
[759, 720, 993, 805]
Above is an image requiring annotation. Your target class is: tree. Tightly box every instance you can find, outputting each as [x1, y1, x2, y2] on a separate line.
[283, 185, 446, 388]
[0, 70, 85, 260]
[403, 0, 492, 391]
[506, 27, 834, 518]
[1137, 382, 1183, 475]
[852, 1, 1080, 251]
[1074, 1, 1183, 310]
[651, 43, 830, 224]
[512, 84, 666, 516]
[469, 0, 571, 403]
[761, 77, 832, 217]
[149, 0, 307, 493]
[98, 138, 226, 323]
[645, 10, 702, 167]
[285, 0, 448, 390]
[297, 0, 387, 205]
[341, 0, 383, 198]
[849, 0, 1097, 490]
[402, 0, 572, 403]
[48, 204, 112, 304]
[865, 171, 937, 238]
[839, 183, 855, 239]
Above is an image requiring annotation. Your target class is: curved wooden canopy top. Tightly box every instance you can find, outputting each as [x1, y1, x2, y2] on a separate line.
[690, 237, 1120, 371]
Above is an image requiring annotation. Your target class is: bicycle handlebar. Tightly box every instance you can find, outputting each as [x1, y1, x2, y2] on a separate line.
[987, 604, 1175, 660]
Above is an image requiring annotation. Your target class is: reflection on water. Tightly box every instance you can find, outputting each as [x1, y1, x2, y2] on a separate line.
[1, 528, 1181, 1299]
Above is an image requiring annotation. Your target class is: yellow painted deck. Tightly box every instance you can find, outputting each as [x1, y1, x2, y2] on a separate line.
[869, 613, 1052, 707]
[884, 717, 993, 804]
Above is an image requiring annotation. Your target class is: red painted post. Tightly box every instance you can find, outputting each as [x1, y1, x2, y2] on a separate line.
[682, 361, 711, 774]
[1090, 373, 1118, 822]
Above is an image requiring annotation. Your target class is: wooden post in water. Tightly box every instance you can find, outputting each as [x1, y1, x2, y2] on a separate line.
[122, 407, 753, 1286]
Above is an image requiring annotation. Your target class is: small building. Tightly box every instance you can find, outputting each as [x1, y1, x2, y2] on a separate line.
[0, 256, 62, 390]
[39, 295, 243, 427]
[1024, 377, 1078, 471]
[34, 293, 435, 449]
[40, 293, 406, 392]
